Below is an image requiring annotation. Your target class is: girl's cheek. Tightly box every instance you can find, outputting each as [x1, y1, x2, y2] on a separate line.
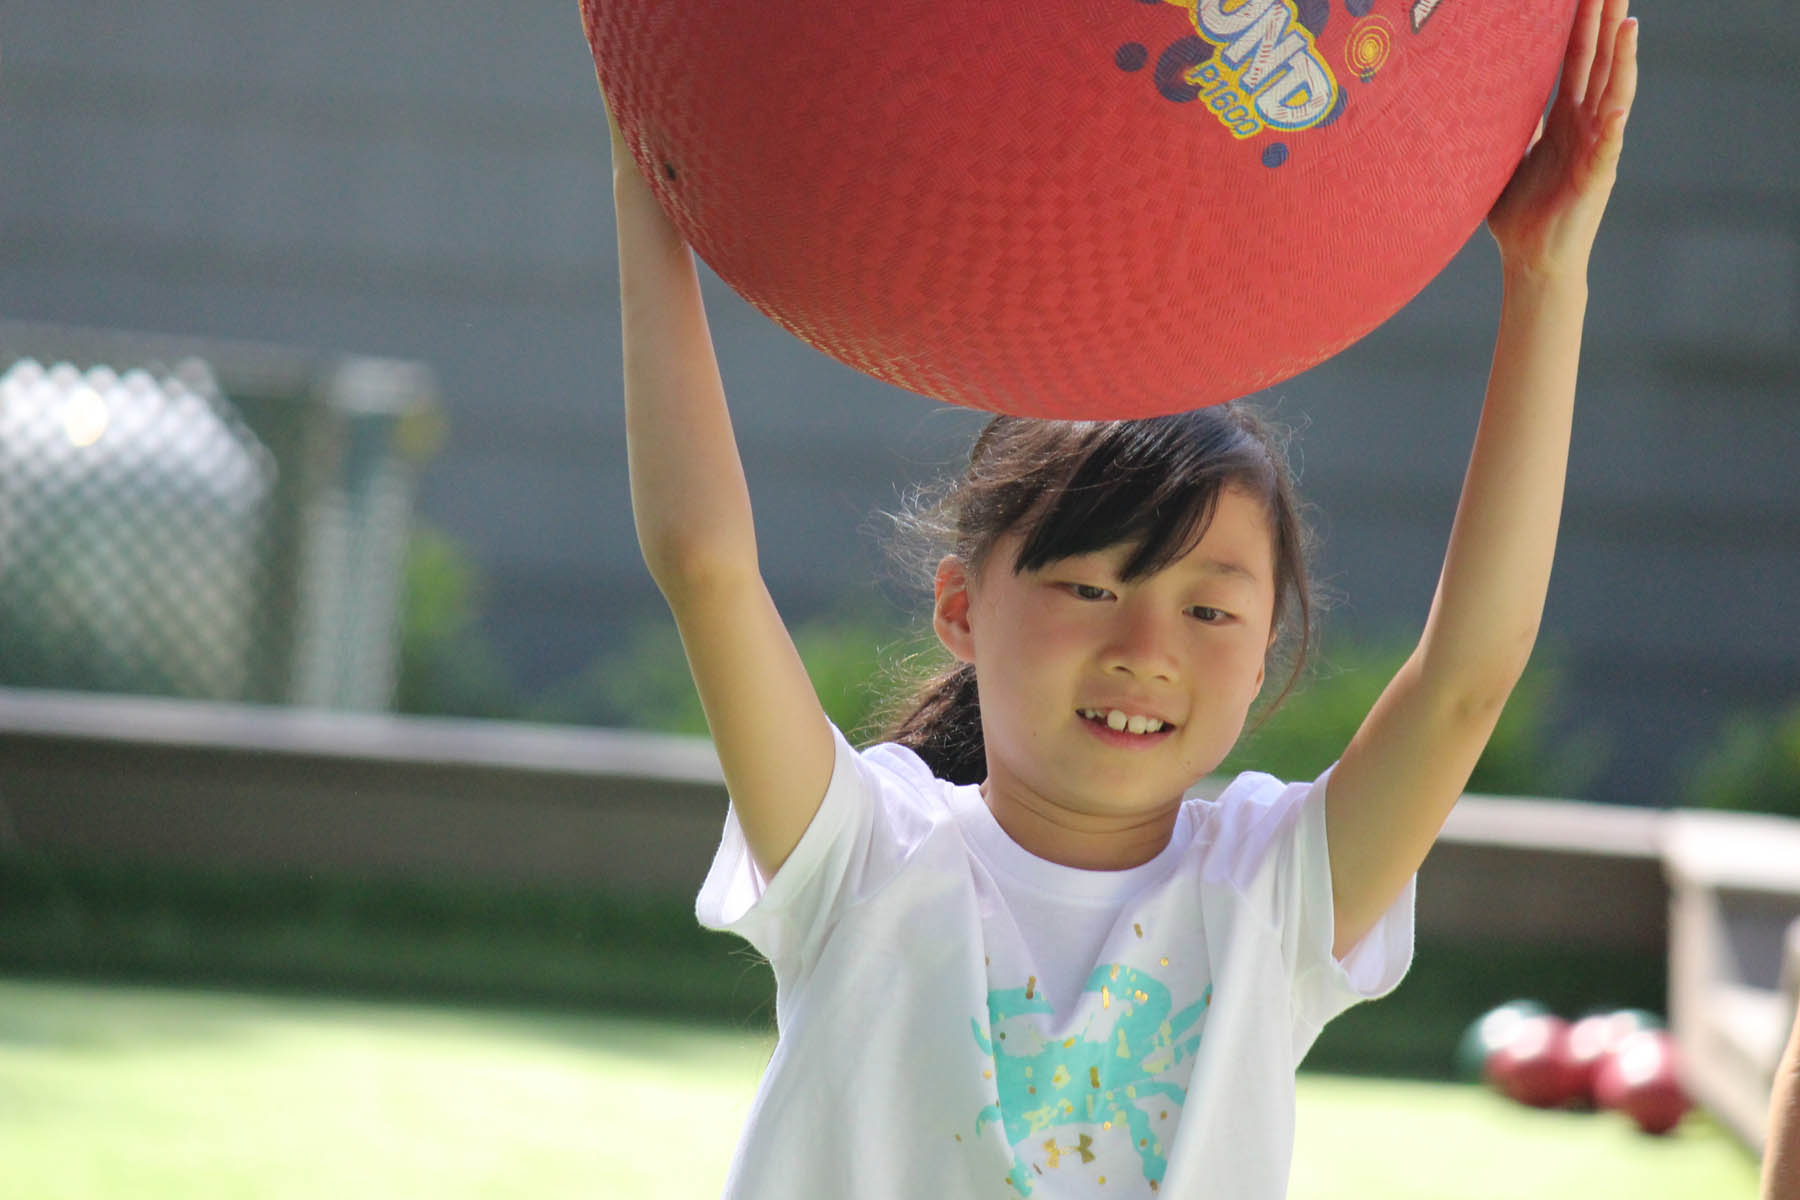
[1022, 601, 1079, 640]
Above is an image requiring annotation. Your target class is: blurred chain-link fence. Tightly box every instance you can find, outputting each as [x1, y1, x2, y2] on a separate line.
[0, 321, 441, 710]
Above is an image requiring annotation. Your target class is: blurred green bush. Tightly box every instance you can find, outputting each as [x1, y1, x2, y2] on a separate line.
[395, 527, 1604, 798]
[1682, 701, 1800, 817]
[1222, 639, 1607, 797]
[394, 525, 903, 732]
[393, 526, 519, 719]
[525, 610, 900, 739]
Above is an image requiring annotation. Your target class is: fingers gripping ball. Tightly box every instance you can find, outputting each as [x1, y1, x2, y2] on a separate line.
[584, 0, 1578, 418]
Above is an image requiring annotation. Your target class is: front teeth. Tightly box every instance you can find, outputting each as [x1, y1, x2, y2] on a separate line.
[1080, 708, 1165, 734]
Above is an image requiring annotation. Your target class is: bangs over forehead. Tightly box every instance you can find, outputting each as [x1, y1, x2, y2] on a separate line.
[999, 412, 1279, 581]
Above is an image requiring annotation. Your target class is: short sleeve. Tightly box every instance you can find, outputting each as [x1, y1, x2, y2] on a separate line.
[1287, 769, 1415, 1030]
[694, 725, 938, 985]
[1199, 766, 1416, 1052]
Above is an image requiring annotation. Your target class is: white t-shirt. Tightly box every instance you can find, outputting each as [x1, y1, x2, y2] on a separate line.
[697, 725, 1415, 1199]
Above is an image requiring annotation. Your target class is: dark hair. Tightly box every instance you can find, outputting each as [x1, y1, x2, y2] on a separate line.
[874, 404, 1316, 785]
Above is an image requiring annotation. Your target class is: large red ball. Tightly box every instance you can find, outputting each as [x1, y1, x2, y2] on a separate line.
[584, 0, 1576, 417]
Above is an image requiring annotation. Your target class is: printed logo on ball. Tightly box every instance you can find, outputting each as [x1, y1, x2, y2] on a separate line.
[1116, 0, 1463, 166]
[1171, 0, 1339, 139]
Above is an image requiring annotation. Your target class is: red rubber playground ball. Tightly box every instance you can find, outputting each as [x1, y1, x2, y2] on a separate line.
[583, 0, 1576, 418]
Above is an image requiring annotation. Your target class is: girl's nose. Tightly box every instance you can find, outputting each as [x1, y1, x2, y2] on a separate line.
[1102, 605, 1178, 681]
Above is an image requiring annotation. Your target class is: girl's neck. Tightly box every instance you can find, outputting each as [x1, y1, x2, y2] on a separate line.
[978, 780, 1182, 871]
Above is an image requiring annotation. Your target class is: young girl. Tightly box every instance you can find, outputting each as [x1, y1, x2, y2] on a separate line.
[608, 2, 1637, 1194]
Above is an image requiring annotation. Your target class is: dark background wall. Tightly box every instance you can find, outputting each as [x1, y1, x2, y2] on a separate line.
[3, 1, 1796, 805]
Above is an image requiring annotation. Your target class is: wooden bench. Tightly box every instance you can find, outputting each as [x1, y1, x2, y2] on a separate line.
[1664, 810, 1800, 1152]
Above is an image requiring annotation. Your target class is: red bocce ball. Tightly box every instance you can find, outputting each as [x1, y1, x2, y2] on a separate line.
[1593, 1030, 1692, 1136]
[1487, 1013, 1587, 1109]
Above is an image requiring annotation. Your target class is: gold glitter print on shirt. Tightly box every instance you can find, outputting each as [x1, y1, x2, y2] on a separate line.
[970, 967, 1213, 1196]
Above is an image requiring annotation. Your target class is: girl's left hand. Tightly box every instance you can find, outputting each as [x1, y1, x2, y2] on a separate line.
[1487, 0, 1639, 281]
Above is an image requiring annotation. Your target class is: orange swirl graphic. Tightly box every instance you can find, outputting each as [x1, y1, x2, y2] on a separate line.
[1345, 16, 1394, 79]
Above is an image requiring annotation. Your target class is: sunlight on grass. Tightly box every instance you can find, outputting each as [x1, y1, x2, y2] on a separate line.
[1290, 1073, 1759, 1200]
[0, 978, 771, 1200]
[0, 978, 1762, 1199]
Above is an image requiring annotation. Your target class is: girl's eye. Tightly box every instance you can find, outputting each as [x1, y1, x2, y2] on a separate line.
[1190, 606, 1226, 623]
[1069, 584, 1111, 601]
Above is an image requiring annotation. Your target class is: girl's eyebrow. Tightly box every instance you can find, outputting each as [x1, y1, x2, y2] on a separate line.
[1189, 557, 1261, 584]
[1080, 550, 1262, 585]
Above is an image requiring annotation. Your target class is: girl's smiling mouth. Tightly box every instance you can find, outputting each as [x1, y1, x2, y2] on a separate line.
[1079, 707, 1178, 743]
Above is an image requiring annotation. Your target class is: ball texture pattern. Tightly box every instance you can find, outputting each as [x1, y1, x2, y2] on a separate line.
[584, 0, 1576, 417]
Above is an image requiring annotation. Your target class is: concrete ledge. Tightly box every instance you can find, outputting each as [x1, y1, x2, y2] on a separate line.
[0, 688, 726, 890]
[0, 686, 722, 785]
[1442, 791, 1664, 858]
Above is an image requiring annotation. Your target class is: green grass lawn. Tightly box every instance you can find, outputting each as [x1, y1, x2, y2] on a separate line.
[0, 977, 1762, 1199]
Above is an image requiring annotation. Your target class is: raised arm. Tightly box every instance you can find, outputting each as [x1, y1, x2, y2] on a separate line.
[607, 98, 835, 882]
[1323, 0, 1639, 958]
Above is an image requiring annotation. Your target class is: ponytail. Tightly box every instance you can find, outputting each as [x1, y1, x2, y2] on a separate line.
[877, 661, 986, 785]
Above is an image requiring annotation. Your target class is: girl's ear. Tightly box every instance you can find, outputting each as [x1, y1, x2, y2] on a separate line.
[933, 555, 977, 664]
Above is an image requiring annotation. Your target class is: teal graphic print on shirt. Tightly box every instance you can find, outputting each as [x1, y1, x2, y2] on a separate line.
[970, 965, 1211, 1195]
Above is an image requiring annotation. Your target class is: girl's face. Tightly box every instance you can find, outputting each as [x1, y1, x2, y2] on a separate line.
[934, 486, 1278, 848]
